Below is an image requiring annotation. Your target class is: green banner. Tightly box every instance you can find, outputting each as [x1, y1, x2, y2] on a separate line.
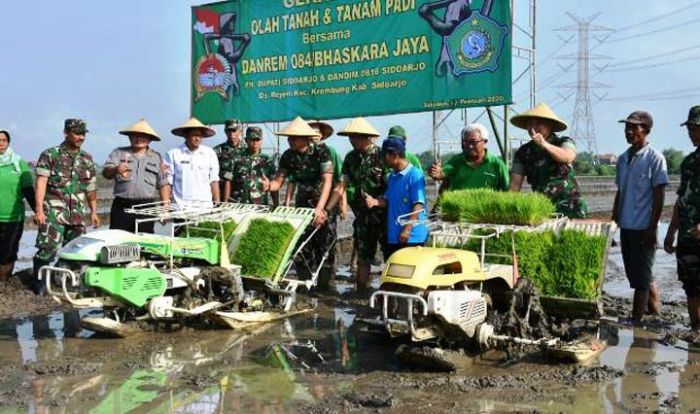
[191, 0, 511, 124]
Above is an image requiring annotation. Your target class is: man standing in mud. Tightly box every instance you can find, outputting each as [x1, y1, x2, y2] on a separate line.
[215, 119, 246, 201]
[33, 119, 99, 293]
[664, 105, 700, 335]
[613, 111, 668, 324]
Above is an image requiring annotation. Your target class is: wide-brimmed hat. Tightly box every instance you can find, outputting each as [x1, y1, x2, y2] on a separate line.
[337, 117, 380, 137]
[274, 117, 318, 138]
[171, 117, 215, 138]
[510, 103, 568, 132]
[119, 119, 160, 141]
[308, 121, 334, 140]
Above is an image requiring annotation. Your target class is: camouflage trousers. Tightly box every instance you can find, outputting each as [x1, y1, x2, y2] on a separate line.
[677, 244, 700, 299]
[353, 208, 386, 266]
[296, 214, 337, 291]
[35, 219, 86, 263]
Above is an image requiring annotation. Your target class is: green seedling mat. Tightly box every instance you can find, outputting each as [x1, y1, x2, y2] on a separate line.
[227, 207, 315, 283]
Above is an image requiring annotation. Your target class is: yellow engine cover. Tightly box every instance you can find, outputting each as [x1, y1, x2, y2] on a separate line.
[380, 247, 486, 290]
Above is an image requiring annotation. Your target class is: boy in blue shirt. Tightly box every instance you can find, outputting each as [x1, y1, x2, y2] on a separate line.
[364, 137, 429, 259]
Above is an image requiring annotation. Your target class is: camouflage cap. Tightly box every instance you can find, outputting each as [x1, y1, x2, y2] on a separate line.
[224, 119, 241, 131]
[64, 118, 88, 134]
[245, 126, 263, 140]
[388, 125, 407, 141]
[681, 105, 700, 127]
[618, 111, 653, 129]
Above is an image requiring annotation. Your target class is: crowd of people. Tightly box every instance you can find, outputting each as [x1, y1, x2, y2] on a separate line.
[0, 102, 698, 332]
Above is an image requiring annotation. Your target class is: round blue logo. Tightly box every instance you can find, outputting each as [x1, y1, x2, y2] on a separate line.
[461, 31, 490, 60]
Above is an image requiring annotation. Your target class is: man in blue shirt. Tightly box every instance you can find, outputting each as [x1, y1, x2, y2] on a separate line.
[365, 137, 429, 259]
[612, 110, 669, 325]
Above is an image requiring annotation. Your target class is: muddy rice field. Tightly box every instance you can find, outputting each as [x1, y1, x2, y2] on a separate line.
[1, 219, 699, 413]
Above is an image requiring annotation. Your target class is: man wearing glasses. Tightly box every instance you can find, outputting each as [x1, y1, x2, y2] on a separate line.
[428, 123, 509, 192]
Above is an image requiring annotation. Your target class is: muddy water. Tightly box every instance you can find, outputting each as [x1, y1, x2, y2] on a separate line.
[2, 225, 700, 412]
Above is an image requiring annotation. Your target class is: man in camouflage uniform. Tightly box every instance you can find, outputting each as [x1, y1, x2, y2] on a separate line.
[262, 117, 335, 291]
[509, 103, 587, 218]
[223, 126, 276, 205]
[214, 119, 246, 200]
[33, 119, 99, 292]
[664, 105, 700, 333]
[327, 117, 386, 292]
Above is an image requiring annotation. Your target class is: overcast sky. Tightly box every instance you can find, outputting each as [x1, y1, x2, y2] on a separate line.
[0, 0, 698, 163]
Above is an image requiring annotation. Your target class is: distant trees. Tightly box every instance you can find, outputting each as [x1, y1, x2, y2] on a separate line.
[663, 148, 684, 175]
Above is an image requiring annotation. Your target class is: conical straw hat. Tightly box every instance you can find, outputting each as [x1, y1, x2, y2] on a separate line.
[308, 121, 334, 140]
[274, 117, 318, 137]
[119, 119, 161, 141]
[510, 103, 568, 132]
[337, 117, 380, 137]
[171, 117, 216, 138]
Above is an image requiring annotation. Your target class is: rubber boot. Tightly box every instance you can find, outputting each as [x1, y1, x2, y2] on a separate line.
[0, 263, 12, 282]
[32, 257, 50, 295]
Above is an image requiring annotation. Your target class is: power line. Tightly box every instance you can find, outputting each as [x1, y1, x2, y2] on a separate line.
[605, 17, 700, 43]
[605, 54, 700, 72]
[614, 0, 700, 33]
[609, 43, 700, 67]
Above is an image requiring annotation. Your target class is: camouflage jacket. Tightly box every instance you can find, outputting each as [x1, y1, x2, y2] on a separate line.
[512, 134, 587, 219]
[225, 150, 276, 205]
[278, 142, 333, 208]
[341, 144, 388, 214]
[35, 142, 97, 225]
[678, 148, 700, 247]
[213, 141, 246, 180]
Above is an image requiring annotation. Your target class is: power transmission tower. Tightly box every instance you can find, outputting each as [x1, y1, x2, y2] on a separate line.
[554, 13, 612, 159]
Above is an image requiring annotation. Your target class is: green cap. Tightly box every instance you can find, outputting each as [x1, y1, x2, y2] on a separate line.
[245, 126, 262, 140]
[681, 105, 700, 127]
[388, 125, 406, 141]
[64, 119, 88, 134]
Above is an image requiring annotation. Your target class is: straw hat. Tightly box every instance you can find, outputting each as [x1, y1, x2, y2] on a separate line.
[337, 117, 380, 137]
[119, 119, 161, 141]
[274, 116, 318, 137]
[308, 121, 334, 140]
[510, 103, 568, 132]
[171, 117, 216, 138]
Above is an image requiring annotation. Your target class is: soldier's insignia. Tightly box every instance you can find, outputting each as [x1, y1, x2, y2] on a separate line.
[446, 12, 508, 76]
[194, 54, 232, 101]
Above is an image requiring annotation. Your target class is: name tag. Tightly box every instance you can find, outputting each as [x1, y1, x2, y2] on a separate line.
[181, 160, 190, 164]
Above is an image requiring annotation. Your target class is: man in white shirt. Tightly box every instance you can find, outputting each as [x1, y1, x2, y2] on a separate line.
[163, 117, 220, 207]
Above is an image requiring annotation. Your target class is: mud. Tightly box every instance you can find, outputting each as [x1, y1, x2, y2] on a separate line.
[0, 269, 62, 318]
[2, 219, 700, 412]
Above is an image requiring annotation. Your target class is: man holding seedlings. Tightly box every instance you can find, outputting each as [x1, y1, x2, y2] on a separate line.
[163, 117, 220, 207]
[429, 123, 509, 192]
[102, 119, 169, 233]
[613, 110, 668, 324]
[509, 103, 587, 218]
[222, 126, 276, 205]
[365, 137, 429, 260]
[664, 105, 700, 334]
[214, 119, 246, 201]
[33, 119, 99, 293]
[261, 117, 335, 291]
[327, 117, 386, 292]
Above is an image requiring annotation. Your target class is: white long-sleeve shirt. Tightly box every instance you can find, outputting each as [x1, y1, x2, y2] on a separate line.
[163, 143, 219, 207]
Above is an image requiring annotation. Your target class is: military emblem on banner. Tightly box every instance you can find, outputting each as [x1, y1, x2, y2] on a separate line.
[194, 54, 232, 101]
[192, 8, 250, 101]
[445, 12, 508, 76]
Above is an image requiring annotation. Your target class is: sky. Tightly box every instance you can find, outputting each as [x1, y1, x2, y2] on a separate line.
[0, 0, 698, 164]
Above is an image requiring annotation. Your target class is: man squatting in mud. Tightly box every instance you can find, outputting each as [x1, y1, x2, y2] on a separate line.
[665, 105, 700, 334]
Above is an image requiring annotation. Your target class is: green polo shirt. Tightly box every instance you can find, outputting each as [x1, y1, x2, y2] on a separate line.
[406, 151, 423, 171]
[0, 160, 33, 222]
[442, 151, 509, 191]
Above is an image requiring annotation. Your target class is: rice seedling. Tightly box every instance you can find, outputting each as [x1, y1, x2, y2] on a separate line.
[233, 219, 296, 278]
[439, 189, 555, 226]
[188, 220, 238, 244]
